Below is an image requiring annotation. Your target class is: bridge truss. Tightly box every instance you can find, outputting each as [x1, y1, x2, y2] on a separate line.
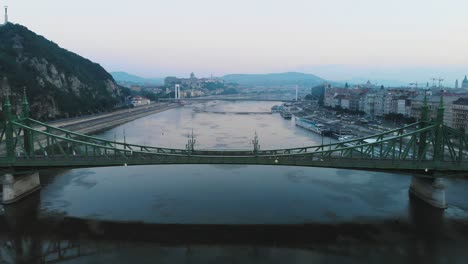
[0, 93, 467, 177]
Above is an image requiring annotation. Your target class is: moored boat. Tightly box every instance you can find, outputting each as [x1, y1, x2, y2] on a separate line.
[281, 110, 292, 119]
[271, 105, 281, 113]
[295, 118, 331, 136]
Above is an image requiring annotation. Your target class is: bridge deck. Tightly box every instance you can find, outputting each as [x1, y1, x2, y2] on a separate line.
[2, 155, 467, 177]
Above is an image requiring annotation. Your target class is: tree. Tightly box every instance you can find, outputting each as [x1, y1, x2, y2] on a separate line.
[311, 85, 325, 106]
[221, 88, 238, 95]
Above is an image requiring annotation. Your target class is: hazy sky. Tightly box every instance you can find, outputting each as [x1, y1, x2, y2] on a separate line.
[3, 0, 468, 85]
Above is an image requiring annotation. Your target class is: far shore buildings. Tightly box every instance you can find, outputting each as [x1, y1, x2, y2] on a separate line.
[323, 79, 468, 132]
[164, 73, 227, 99]
[324, 84, 414, 117]
[409, 94, 460, 127]
[164, 72, 224, 90]
[452, 98, 468, 131]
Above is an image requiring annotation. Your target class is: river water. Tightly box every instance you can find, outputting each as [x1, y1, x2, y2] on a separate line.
[3, 101, 468, 263]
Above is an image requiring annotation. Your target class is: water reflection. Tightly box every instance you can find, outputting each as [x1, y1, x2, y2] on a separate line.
[2, 193, 42, 264]
[0, 193, 467, 263]
[409, 193, 445, 236]
[2, 194, 99, 263]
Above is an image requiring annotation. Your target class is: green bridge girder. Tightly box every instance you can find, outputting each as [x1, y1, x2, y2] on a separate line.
[0, 93, 467, 177]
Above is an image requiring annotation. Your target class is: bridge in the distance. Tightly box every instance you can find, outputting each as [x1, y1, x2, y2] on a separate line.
[159, 96, 311, 103]
[0, 93, 466, 208]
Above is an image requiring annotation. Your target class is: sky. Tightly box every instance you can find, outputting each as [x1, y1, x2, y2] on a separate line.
[3, 0, 468, 86]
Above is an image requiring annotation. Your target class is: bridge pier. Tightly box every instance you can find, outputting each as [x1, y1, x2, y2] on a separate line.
[409, 176, 447, 209]
[2, 172, 41, 204]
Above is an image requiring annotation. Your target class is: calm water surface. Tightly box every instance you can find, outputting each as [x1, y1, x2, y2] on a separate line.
[3, 101, 468, 263]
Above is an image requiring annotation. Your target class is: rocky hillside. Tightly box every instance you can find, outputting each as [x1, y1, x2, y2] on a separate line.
[0, 23, 121, 119]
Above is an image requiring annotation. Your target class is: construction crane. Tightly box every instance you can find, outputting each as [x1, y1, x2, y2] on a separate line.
[437, 78, 444, 88]
[430, 77, 444, 88]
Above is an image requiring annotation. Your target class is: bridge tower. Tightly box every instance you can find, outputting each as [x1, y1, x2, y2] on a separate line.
[409, 93, 447, 209]
[434, 96, 445, 164]
[295, 85, 298, 101]
[186, 130, 196, 153]
[22, 89, 33, 156]
[2, 95, 41, 204]
[252, 132, 260, 154]
[4, 94, 14, 161]
[418, 93, 429, 160]
[175, 84, 181, 100]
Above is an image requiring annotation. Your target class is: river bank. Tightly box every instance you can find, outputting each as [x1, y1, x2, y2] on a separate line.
[46, 102, 179, 135]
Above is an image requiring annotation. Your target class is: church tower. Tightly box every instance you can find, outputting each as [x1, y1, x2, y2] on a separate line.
[455, 79, 459, 89]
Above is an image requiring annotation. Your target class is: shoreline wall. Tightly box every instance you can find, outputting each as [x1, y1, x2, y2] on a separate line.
[49, 103, 179, 135]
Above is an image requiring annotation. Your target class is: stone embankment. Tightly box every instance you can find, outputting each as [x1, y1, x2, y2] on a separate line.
[47, 102, 178, 135]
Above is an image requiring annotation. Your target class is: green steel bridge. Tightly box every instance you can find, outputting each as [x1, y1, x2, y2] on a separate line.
[0, 92, 466, 207]
[0, 93, 467, 176]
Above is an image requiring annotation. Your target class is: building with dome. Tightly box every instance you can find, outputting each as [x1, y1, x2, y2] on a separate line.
[462, 76, 468, 89]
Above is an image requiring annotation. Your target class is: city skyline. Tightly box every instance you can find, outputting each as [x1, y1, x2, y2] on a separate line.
[3, 0, 468, 85]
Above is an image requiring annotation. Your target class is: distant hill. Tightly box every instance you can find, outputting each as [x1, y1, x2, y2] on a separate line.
[222, 72, 326, 87]
[111, 72, 163, 86]
[0, 23, 122, 119]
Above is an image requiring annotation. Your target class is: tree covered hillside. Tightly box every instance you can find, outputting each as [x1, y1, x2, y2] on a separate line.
[0, 23, 122, 119]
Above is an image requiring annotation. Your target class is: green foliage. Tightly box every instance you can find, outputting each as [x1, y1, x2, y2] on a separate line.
[311, 85, 325, 106]
[204, 82, 225, 91]
[122, 87, 165, 102]
[221, 88, 238, 95]
[120, 87, 133, 97]
[383, 113, 416, 125]
[140, 90, 157, 101]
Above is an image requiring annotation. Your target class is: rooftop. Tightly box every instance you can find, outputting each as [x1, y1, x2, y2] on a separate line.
[453, 98, 468, 105]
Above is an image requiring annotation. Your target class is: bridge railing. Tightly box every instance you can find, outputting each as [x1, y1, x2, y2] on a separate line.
[298, 126, 432, 159]
[0, 120, 429, 162]
[8, 121, 147, 162]
[19, 118, 427, 156]
[23, 118, 194, 155]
